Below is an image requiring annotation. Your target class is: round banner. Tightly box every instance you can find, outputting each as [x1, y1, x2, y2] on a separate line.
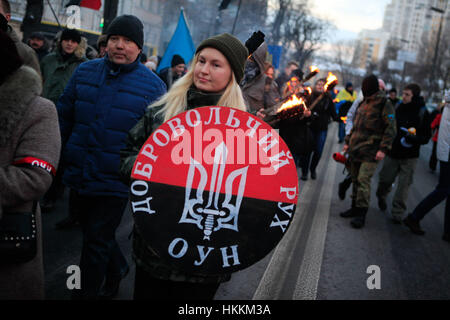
[130, 106, 298, 274]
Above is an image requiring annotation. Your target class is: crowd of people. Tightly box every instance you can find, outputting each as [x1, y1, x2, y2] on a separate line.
[0, 0, 449, 300]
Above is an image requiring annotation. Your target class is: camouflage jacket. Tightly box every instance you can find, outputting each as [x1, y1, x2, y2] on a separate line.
[345, 95, 397, 162]
[119, 87, 231, 284]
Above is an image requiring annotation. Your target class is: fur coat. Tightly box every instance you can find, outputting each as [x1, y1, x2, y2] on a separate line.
[0, 66, 61, 299]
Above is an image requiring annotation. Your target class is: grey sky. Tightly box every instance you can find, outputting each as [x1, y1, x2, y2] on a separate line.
[310, 0, 392, 40]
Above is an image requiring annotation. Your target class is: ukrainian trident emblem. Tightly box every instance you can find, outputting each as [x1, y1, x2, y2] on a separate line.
[179, 142, 248, 240]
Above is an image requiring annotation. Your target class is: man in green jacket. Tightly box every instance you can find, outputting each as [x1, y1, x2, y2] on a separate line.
[341, 75, 397, 229]
[40, 28, 87, 214]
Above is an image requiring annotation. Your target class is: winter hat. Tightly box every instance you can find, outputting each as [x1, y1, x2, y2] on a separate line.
[97, 34, 108, 49]
[61, 28, 81, 43]
[361, 74, 379, 98]
[345, 82, 353, 89]
[171, 54, 185, 67]
[106, 15, 144, 49]
[404, 83, 421, 97]
[30, 31, 45, 41]
[196, 33, 249, 83]
[290, 68, 304, 80]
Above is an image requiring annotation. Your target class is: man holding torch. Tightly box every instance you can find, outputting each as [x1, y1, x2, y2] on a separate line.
[341, 75, 397, 229]
[300, 76, 339, 181]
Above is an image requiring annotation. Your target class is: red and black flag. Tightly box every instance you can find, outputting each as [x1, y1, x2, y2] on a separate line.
[129, 106, 299, 275]
[66, 0, 101, 10]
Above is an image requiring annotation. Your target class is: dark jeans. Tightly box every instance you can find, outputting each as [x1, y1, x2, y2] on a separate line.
[300, 129, 328, 175]
[133, 265, 220, 300]
[429, 141, 438, 171]
[338, 122, 346, 142]
[72, 193, 129, 299]
[411, 160, 450, 235]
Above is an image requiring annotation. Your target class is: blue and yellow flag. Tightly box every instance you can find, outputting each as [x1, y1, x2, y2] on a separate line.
[157, 9, 195, 73]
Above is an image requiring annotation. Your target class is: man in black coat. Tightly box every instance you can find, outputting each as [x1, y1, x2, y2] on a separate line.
[376, 83, 431, 223]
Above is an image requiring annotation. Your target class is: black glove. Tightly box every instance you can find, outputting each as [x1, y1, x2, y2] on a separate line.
[245, 31, 265, 55]
[404, 134, 419, 145]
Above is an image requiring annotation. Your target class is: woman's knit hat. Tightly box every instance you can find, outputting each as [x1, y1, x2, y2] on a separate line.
[195, 33, 248, 83]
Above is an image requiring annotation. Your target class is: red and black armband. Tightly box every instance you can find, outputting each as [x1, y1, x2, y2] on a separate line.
[13, 157, 57, 176]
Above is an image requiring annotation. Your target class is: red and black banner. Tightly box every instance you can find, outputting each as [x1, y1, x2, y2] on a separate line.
[66, 0, 102, 10]
[130, 106, 299, 274]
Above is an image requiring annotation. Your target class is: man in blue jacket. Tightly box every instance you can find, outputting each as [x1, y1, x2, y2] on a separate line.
[57, 15, 166, 299]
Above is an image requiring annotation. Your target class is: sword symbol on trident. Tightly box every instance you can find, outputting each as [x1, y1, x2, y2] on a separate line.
[179, 142, 248, 240]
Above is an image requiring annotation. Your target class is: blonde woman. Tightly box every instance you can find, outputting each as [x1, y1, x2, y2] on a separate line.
[120, 33, 248, 300]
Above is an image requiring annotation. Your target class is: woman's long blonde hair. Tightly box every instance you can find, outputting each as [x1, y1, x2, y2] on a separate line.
[151, 51, 248, 122]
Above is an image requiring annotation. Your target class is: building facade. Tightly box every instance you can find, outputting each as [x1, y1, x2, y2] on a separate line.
[352, 29, 391, 70]
[382, 0, 449, 55]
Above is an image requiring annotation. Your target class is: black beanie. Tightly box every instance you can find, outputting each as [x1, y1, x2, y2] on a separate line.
[362, 74, 379, 98]
[290, 68, 304, 80]
[171, 54, 185, 67]
[61, 28, 81, 43]
[196, 33, 248, 83]
[30, 31, 45, 41]
[106, 15, 144, 49]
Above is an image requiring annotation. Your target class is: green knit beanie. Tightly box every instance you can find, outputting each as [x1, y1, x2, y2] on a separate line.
[196, 33, 248, 83]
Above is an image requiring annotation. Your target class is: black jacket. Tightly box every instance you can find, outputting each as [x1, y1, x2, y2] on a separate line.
[308, 92, 338, 132]
[389, 96, 432, 159]
[278, 116, 314, 156]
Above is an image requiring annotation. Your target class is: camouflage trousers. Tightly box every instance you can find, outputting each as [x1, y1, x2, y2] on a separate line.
[350, 161, 379, 209]
[376, 156, 418, 218]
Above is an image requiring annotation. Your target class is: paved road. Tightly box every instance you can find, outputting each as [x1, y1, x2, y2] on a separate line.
[43, 123, 450, 300]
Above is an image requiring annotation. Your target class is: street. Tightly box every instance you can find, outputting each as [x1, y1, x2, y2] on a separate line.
[42, 123, 450, 300]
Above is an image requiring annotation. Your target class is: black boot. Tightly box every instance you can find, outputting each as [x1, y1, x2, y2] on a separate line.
[99, 267, 130, 300]
[403, 215, 425, 235]
[340, 200, 357, 218]
[350, 207, 368, 229]
[338, 176, 352, 200]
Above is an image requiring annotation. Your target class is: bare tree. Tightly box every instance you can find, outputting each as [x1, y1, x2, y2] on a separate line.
[412, 29, 450, 98]
[332, 39, 356, 84]
[378, 39, 402, 89]
[268, 0, 292, 45]
[268, 0, 332, 69]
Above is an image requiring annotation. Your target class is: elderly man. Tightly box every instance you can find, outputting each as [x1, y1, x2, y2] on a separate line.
[57, 15, 166, 299]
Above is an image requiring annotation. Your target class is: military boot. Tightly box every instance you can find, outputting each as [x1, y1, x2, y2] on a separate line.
[338, 176, 352, 200]
[350, 207, 368, 229]
[340, 200, 357, 218]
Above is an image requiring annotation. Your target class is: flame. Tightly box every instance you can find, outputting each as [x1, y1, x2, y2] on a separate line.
[341, 116, 347, 124]
[324, 72, 338, 91]
[305, 86, 312, 95]
[310, 66, 319, 73]
[277, 95, 307, 113]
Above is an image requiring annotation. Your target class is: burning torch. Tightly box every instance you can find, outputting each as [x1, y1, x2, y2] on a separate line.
[308, 72, 339, 112]
[282, 66, 320, 100]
